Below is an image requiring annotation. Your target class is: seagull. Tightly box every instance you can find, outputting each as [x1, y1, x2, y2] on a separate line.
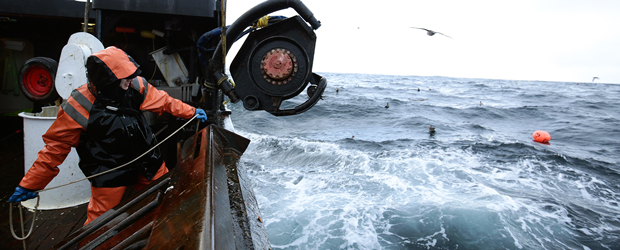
[410, 27, 452, 39]
[592, 77, 599, 82]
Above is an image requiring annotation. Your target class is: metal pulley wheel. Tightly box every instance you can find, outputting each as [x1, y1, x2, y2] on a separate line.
[261, 48, 296, 86]
[251, 38, 308, 99]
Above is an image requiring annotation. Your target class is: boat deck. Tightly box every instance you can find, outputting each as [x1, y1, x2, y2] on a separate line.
[0, 116, 87, 249]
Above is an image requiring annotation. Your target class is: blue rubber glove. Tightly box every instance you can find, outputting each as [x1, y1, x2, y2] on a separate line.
[8, 186, 38, 203]
[195, 108, 207, 122]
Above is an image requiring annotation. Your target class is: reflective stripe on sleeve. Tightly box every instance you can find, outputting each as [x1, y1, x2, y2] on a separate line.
[61, 89, 93, 129]
[132, 77, 148, 102]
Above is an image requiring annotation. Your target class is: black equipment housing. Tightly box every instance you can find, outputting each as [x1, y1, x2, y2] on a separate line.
[230, 16, 325, 116]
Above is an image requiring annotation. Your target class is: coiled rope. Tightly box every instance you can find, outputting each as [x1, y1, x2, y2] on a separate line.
[9, 115, 198, 245]
[9, 198, 38, 250]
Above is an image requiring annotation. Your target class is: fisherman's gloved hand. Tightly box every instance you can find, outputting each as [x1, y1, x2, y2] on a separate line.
[8, 186, 38, 203]
[195, 108, 208, 122]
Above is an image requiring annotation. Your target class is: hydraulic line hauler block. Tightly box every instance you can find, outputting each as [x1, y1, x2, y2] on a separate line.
[230, 16, 324, 116]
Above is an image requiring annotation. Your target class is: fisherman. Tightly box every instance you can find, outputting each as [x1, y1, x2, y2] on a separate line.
[7, 46, 208, 225]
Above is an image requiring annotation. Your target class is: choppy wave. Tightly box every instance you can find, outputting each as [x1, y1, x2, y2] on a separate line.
[229, 72, 620, 249]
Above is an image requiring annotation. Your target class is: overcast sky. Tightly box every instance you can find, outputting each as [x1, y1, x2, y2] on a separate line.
[227, 0, 620, 84]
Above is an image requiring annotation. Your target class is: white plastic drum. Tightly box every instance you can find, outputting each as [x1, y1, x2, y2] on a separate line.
[19, 112, 90, 210]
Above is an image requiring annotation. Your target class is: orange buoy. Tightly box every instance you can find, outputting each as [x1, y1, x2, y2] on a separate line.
[532, 130, 551, 143]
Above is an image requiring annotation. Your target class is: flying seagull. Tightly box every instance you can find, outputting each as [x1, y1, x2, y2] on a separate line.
[410, 27, 452, 39]
[592, 77, 599, 82]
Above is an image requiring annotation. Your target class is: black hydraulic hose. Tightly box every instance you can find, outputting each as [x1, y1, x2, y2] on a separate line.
[208, 0, 321, 77]
[270, 73, 326, 116]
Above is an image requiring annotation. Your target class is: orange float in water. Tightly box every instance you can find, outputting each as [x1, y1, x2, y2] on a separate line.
[532, 130, 551, 143]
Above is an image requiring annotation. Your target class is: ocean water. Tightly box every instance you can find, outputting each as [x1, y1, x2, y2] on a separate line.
[228, 73, 620, 250]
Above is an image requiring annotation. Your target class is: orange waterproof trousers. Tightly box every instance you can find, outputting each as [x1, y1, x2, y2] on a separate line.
[84, 164, 169, 225]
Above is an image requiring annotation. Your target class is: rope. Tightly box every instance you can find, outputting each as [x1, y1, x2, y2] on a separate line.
[149, 38, 157, 82]
[9, 196, 39, 249]
[221, 0, 227, 68]
[216, 75, 229, 86]
[36, 115, 197, 193]
[253, 16, 270, 28]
